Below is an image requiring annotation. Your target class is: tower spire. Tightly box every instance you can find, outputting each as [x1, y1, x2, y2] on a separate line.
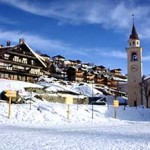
[130, 14, 139, 40]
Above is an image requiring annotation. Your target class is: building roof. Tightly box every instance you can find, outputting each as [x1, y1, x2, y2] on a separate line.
[52, 55, 65, 59]
[40, 54, 50, 58]
[23, 42, 47, 68]
[130, 23, 139, 40]
[110, 68, 121, 72]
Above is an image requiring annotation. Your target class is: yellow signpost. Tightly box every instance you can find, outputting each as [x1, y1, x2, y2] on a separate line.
[114, 100, 119, 108]
[5, 90, 16, 98]
[113, 100, 119, 118]
[5, 90, 16, 118]
[65, 95, 73, 120]
[66, 96, 73, 105]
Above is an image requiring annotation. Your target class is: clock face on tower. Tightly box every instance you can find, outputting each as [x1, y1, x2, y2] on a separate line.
[130, 65, 138, 72]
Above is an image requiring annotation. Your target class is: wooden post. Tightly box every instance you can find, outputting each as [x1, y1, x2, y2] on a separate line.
[77, 98, 79, 110]
[67, 104, 70, 120]
[30, 100, 32, 110]
[8, 97, 12, 119]
[30, 92, 32, 110]
[92, 103, 94, 119]
[114, 107, 117, 118]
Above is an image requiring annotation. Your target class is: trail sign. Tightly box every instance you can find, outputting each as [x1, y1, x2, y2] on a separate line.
[65, 95, 73, 120]
[113, 100, 119, 107]
[113, 100, 119, 119]
[5, 90, 16, 98]
[4, 90, 16, 118]
[66, 96, 73, 104]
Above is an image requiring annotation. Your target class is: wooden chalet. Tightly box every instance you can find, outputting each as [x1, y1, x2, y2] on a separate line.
[93, 65, 106, 72]
[0, 39, 50, 82]
[81, 63, 90, 68]
[110, 68, 121, 75]
[86, 72, 95, 83]
[64, 60, 81, 67]
[52, 55, 65, 67]
[107, 76, 117, 87]
[95, 74, 108, 85]
[67, 67, 86, 82]
[66, 67, 76, 81]
[52, 55, 65, 61]
[75, 68, 85, 82]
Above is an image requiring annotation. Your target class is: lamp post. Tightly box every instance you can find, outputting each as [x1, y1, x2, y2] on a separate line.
[90, 63, 94, 119]
[92, 79, 94, 119]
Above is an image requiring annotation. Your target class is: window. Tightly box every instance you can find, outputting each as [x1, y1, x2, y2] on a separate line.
[5, 73, 9, 78]
[131, 52, 138, 61]
[4, 54, 9, 60]
[22, 58, 27, 64]
[31, 60, 34, 65]
[0, 73, 4, 78]
[13, 56, 20, 62]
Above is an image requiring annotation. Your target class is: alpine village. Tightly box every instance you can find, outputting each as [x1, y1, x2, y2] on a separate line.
[0, 23, 150, 108]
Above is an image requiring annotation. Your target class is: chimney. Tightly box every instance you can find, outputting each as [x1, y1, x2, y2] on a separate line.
[19, 38, 25, 44]
[6, 41, 11, 46]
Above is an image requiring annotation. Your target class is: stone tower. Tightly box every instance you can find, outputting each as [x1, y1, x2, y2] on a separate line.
[126, 22, 143, 106]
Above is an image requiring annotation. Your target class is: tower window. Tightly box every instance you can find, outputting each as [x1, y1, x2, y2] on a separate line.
[131, 52, 138, 61]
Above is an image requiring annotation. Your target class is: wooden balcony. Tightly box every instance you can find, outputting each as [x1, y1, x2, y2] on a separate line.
[0, 59, 43, 69]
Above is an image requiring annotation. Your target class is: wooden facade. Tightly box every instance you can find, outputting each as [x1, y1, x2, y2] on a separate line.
[75, 70, 85, 82]
[110, 68, 121, 75]
[0, 40, 49, 82]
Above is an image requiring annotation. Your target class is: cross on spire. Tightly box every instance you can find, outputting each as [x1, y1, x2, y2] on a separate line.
[132, 14, 135, 24]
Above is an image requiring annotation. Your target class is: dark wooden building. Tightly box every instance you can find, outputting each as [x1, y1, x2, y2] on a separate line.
[0, 39, 50, 82]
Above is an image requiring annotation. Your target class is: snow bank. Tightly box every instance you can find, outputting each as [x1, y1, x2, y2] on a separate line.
[0, 79, 43, 93]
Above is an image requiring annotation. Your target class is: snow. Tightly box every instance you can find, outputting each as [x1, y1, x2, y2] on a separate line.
[71, 83, 103, 96]
[0, 78, 150, 150]
[0, 79, 43, 93]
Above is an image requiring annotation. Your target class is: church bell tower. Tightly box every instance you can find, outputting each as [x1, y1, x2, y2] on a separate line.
[126, 22, 143, 106]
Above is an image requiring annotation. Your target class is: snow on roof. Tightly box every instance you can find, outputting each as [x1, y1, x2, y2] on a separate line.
[38, 81, 79, 94]
[144, 75, 150, 80]
[38, 77, 58, 83]
[112, 76, 127, 82]
[71, 83, 103, 96]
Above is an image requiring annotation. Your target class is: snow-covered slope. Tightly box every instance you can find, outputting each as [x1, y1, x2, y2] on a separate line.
[0, 79, 43, 93]
[0, 78, 149, 124]
[0, 78, 150, 150]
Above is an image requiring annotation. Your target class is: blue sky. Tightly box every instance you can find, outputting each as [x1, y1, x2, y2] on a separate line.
[0, 0, 150, 75]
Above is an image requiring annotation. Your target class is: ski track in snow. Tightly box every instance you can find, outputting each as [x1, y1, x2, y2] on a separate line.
[0, 123, 150, 150]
